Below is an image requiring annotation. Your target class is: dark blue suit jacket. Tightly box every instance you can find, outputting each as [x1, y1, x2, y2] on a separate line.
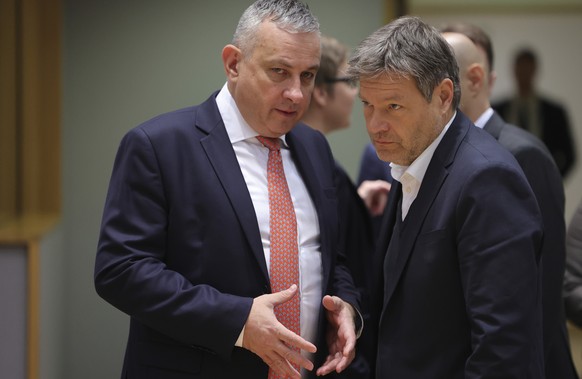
[483, 111, 578, 378]
[94, 92, 360, 379]
[373, 112, 545, 378]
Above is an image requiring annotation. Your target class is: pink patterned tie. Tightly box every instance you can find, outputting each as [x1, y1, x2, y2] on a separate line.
[256, 136, 300, 379]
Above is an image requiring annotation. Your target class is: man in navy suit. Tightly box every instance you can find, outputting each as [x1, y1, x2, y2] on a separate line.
[94, 1, 361, 378]
[441, 25, 578, 379]
[349, 16, 544, 377]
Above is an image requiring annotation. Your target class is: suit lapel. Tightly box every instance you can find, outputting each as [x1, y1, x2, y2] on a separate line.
[197, 96, 270, 283]
[374, 181, 400, 300]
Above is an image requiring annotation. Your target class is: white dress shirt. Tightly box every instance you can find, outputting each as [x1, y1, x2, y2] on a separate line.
[390, 112, 456, 220]
[474, 107, 494, 129]
[216, 84, 322, 355]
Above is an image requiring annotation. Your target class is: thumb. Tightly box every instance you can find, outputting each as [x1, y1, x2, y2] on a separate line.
[271, 284, 299, 306]
[322, 295, 341, 312]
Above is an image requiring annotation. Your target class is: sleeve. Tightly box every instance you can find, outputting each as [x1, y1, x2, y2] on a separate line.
[94, 127, 252, 360]
[456, 163, 544, 377]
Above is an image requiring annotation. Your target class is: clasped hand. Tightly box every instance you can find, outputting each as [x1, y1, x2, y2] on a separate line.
[242, 285, 357, 378]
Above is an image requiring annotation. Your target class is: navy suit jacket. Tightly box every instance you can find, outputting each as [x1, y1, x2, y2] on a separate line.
[94, 92, 360, 379]
[483, 111, 578, 378]
[373, 112, 545, 378]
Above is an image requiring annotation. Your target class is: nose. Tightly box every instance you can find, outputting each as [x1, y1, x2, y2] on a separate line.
[284, 77, 304, 103]
[366, 108, 389, 134]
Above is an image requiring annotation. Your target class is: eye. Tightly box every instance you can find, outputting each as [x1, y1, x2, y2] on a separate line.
[271, 68, 287, 76]
[301, 71, 315, 82]
[388, 104, 402, 110]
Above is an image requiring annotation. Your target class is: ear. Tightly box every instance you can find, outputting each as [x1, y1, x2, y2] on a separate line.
[311, 85, 328, 107]
[466, 63, 485, 94]
[222, 44, 242, 80]
[436, 78, 454, 109]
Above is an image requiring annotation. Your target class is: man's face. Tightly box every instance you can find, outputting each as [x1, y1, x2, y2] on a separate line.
[227, 21, 320, 137]
[359, 74, 447, 166]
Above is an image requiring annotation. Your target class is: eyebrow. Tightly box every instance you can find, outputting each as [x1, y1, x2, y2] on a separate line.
[359, 94, 404, 102]
[268, 59, 319, 72]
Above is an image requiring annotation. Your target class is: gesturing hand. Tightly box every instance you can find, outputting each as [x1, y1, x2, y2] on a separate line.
[242, 285, 317, 379]
[316, 295, 357, 376]
[357, 180, 391, 216]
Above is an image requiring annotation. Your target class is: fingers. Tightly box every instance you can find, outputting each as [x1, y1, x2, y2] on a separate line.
[316, 352, 343, 376]
[277, 323, 317, 354]
[262, 332, 315, 378]
[243, 286, 317, 376]
[322, 295, 341, 312]
[271, 284, 299, 306]
[317, 296, 357, 375]
[264, 353, 300, 379]
[316, 350, 355, 376]
[322, 295, 356, 321]
[357, 180, 391, 216]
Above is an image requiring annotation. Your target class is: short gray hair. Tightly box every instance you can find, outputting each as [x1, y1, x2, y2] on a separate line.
[348, 16, 460, 109]
[233, 0, 320, 56]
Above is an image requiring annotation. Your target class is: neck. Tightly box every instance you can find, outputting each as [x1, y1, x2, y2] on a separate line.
[467, 97, 491, 123]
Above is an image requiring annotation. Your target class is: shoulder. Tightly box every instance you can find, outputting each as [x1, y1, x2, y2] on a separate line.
[287, 122, 331, 156]
[498, 122, 550, 154]
[453, 124, 527, 185]
[289, 122, 327, 143]
[463, 120, 518, 164]
[136, 93, 219, 137]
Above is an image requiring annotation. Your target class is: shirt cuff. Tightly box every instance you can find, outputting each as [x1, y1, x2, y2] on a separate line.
[353, 304, 364, 339]
[235, 325, 245, 347]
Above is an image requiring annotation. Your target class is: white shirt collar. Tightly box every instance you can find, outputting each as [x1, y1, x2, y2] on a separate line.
[215, 83, 288, 147]
[474, 107, 494, 129]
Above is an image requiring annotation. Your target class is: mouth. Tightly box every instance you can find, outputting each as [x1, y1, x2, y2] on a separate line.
[276, 108, 298, 118]
[374, 140, 395, 146]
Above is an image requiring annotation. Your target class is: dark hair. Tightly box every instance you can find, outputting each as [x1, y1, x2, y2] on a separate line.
[348, 16, 460, 109]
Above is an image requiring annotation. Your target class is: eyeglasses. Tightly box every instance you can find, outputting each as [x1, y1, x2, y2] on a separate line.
[324, 77, 358, 88]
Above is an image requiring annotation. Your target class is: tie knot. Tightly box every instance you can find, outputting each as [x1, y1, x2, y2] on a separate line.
[257, 136, 281, 151]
